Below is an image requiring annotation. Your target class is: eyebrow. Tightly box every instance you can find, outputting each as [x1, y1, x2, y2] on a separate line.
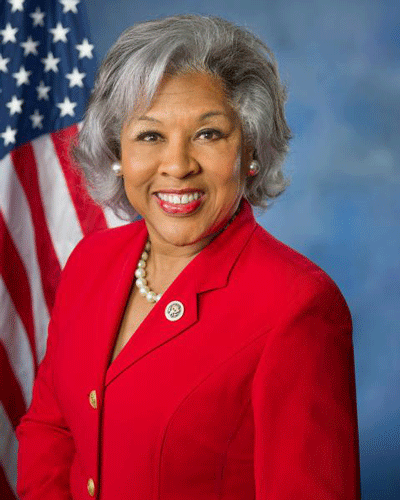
[137, 115, 162, 123]
[198, 111, 229, 121]
[136, 110, 230, 124]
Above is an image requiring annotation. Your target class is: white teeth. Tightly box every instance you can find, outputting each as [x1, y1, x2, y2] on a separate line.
[157, 192, 202, 205]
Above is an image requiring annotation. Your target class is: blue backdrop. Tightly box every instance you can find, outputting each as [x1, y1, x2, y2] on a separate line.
[85, 1, 400, 497]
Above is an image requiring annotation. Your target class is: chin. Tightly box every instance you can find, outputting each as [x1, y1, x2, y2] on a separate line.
[164, 230, 207, 248]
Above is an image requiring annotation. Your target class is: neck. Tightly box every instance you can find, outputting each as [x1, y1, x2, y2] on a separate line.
[145, 236, 211, 291]
[142, 202, 242, 293]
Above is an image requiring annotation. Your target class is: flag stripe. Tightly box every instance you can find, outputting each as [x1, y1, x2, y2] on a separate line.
[0, 277, 35, 408]
[0, 213, 38, 371]
[11, 144, 62, 312]
[32, 133, 84, 268]
[0, 154, 50, 364]
[0, 403, 18, 498]
[52, 125, 109, 236]
[0, 342, 27, 430]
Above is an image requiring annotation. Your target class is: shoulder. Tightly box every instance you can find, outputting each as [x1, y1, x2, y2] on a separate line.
[72, 219, 144, 255]
[249, 224, 329, 279]
[236, 223, 351, 323]
[64, 219, 144, 271]
[52, 220, 145, 308]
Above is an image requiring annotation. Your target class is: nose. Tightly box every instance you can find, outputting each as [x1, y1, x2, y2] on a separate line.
[159, 137, 199, 178]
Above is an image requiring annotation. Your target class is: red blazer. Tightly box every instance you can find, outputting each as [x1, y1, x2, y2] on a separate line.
[17, 199, 361, 499]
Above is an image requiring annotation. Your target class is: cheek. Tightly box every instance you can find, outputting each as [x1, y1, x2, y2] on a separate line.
[120, 142, 157, 177]
[121, 158, 155, 187]
[215, 155, 243, 191]
[202, 143, 241, 174]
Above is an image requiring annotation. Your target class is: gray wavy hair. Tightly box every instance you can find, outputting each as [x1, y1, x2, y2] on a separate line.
[73, 14, 292, 221]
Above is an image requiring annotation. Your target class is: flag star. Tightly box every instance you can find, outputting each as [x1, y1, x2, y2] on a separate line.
[76, 38, 94, 59]
[20, 36, 40, 56]
[30, 109, 44, 129]
[0, 54, 10, 73]
[66, 67, 86, 88]
[8, 0, 25, 13]
[49, 22, 70, 43]
[6, 95, 24, 115]
[41, 52, 60, 72]
[36, 80, 51, 100]
[0, 23, 18, 44]
[1, 126, 17, 146]
[29, 6, 45, 27]
[12, 65, 31, 86]
[57, 96, 77, 117]
[59, 0, 80, 14]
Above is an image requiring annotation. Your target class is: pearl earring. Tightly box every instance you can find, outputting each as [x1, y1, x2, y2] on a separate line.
[112, 162, 122, 175]
[111, 163, 121, 175]
[248, 160, 260, 176]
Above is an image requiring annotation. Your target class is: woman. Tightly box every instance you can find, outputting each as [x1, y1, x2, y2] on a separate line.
[17, 14, 361, 500]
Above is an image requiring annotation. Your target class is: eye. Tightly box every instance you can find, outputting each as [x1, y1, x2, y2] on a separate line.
[196, 128, 224, 141]
[136, 131, 163, 142]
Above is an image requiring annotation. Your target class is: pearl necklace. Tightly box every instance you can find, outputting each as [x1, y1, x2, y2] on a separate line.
[134, 203, 242, 304]
[134, 241, 162, 303]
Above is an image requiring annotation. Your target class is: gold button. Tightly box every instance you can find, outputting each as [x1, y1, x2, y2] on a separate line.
[87, 477, 95, 497]
[89, 390, 97, 409]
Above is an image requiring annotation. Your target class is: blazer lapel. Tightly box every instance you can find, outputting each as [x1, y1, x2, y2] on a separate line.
[104, 199, 257, 387]
[104, 261, 199, 386]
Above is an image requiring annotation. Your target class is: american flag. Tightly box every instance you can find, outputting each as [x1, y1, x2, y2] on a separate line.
[0, 1, 121, 497]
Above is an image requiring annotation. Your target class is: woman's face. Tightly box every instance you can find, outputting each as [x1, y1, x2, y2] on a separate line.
[120, 72, 253, 251]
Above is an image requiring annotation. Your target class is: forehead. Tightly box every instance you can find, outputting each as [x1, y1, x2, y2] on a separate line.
[130, 72, 237, 123]
[155, 72, 226, 101]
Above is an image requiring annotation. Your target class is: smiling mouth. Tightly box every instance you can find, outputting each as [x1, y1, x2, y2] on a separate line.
[156, 191, 202, 204]
[154, 190, 204, 215]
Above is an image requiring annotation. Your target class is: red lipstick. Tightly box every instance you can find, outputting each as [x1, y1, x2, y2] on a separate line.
[153, 190, 204, 215]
